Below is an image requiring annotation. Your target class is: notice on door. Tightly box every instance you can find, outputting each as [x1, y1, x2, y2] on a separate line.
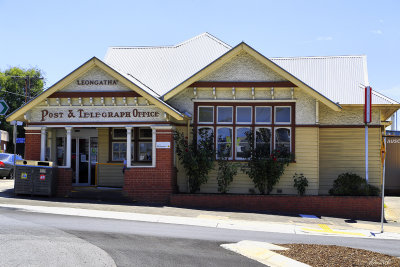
[156, 142, 170, 149]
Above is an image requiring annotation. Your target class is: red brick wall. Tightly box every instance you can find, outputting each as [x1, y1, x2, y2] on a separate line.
[56, 168, 73, 197]
[170, 194, 382, 221]
[25, 130, 41, 160]
[123, 129, 177, 204]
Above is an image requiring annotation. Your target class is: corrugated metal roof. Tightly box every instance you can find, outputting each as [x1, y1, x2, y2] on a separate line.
[104, 33, 231, 96]
[104, 33, 398, 105]
[271, 55, 398, 105]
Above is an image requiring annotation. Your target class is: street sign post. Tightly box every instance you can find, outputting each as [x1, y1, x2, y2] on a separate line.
[0, 99, 9, 115]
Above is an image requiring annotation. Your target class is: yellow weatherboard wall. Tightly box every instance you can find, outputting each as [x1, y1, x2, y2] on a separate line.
[97, 128, 109, 163]
[319, 127, 382, 194]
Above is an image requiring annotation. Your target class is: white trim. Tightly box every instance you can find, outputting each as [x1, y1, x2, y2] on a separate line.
[216, 126, 233, 160]
[193, 99, 297, 102]
[152, 128, 156, 167]
[217, 106, 233, 124]
[274, 127, 291, 152]
[235, 127, 251, 160]
[126, 127, 132, 168]
[274, 106, 291, 124]
[255, 106, 272, 124]
[65, 127, 72, 168]
[25, 124, 172, 128]
[197, 106, 214, 124]
[25, 132, 41, 135]
[236, 106, 252, 124]
[40, 127, 47, 161]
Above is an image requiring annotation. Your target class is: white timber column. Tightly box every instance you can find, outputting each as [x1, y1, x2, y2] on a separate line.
[315, 100, 319, 124]
[126, 127, 132, 168]
[65, 127, 73, 168]
[152, 128, 157, 167]
[40, 127, 47, 161]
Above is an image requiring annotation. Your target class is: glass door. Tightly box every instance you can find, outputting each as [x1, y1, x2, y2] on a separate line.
[72, 138, 90, 186]
[89, 137, 98, 186]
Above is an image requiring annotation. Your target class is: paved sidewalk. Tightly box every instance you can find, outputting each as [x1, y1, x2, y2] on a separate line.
[1, 180, 400, 238]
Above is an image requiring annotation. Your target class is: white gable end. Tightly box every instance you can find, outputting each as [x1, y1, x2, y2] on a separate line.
[200, 51, 287, 82]
[61, 66, 132, 92]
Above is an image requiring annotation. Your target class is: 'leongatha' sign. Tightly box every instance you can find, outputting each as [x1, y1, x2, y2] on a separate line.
[29, 106, 164, 123]
[76, 79, 118, 86]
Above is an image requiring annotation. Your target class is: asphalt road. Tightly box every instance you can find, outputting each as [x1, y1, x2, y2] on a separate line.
[1, 207, 400, 267]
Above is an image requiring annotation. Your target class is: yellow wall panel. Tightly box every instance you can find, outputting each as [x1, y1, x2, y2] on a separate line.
[97, 128, 109, 163]
[319, 128, 382, 194]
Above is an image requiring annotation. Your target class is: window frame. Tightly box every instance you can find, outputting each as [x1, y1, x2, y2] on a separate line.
[194, 102, 295, 161]
[217, 106, 233, 124]
[235, 127, 251, 160]
[236, 106, 252, 125]
[112, 141, 134, 162]
[274, 127, 292, 153]
[112, 128, 128, 140]
[255, 106, 272, 125]
[216, 126, 234, 160]
[255, 126, 272, 155]
[274, 106, 292, 125]
[138, 141, 153, 162]
[198, 106, 214, 124]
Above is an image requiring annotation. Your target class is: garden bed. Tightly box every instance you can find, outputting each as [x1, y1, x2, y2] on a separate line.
[170, 194, 382, 221]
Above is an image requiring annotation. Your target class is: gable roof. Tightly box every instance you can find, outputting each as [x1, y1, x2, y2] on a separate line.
[6, 57, 186, 122]
[104, 33, 398, 107]
[271, 55, 399, 105]
[163, 42, 342, 111]
[104, 33, 231, 96]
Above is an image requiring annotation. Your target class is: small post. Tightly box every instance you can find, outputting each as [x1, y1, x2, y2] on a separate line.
[381, 136, 386, 233]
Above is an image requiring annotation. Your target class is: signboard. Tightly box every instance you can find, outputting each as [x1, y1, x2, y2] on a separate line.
[21, 172, 27, 179]
[0, 99, 9, 115]
[364, 86, 372, 123]
[28, 106, 165, 123]
[16, 138, 25, 144]
[156, 142, 171, 149]
[39, 174, 46, 181]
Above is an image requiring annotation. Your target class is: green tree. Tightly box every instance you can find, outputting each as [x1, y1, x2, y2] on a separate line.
[0, 67, 45, 153]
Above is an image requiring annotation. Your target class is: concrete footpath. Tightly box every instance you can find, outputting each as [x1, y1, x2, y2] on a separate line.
[1, 180, 400, 240]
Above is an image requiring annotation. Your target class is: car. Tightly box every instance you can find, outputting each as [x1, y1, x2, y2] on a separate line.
[0, 153, 23, 179]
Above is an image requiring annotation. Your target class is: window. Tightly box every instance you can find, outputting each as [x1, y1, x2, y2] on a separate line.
[236, 107, 252, 124]
[198, 106, 214, 123]
[113, 128, 127, 139]
[195, 103, 294, 160]
[217, 106, 233, 123]
[255, 107, 272, 124]
[197, 127, 213, 143]
[112, 142, 127, 161]
[217, 127, 232, 158]
[139, 128, 152, 139]
[139, 142, 152, 161]
[56, 137, 66, 166]
[236, 127, 251, 159]
[275, 106, 291, 124]
[275, 128, 291, 153]
[255, 127, 272, 156]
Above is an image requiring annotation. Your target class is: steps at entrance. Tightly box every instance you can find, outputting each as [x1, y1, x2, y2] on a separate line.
[69, 187, 132, 203]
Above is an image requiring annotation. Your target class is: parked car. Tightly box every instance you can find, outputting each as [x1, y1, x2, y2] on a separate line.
[0, 153, 23, 179]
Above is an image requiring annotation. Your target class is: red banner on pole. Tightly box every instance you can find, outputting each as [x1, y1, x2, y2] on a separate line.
[365, 86, 372, 123]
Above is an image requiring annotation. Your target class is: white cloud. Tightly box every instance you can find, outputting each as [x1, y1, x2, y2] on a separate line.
[316, 36, 333, 41]
[371, 29, 383, 35]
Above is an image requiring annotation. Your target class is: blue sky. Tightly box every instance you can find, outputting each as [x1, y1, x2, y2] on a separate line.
[1, 0, 399, 103]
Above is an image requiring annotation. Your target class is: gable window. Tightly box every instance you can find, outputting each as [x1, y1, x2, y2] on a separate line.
[275, 106, 291, 124]
[195, 103, 294, 161]
[217, 106, 233, 123]
[255, 107, 272, 124]
[236, 107, 252, 124]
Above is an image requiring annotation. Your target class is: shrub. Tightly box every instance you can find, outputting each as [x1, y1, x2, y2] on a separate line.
[293, 173, 308, 196]
[329, 172, 380, 196]
[241, 129, 293, 194]
[174, 128, 215, 193]
[216, 148, 238, 193]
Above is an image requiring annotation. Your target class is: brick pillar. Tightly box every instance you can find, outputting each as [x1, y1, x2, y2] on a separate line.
[56, 168, 73, 197]
[123, 127, 177, 204]
[25, 129, 41, 160]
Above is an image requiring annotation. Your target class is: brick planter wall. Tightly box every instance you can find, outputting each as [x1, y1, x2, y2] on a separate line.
[56, 168, 73, 197]
[25, 130, 41, 160]
[170, 194, 382, 221]
[123, 128, 177, 204]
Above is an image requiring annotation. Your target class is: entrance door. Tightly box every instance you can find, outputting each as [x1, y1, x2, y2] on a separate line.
[72, 138, 93, 186]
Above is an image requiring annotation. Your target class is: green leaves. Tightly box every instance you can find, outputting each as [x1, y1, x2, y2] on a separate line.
[174, 129, 215, 193]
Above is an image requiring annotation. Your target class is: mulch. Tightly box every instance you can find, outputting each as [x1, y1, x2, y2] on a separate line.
[276, 244, 400, 267]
